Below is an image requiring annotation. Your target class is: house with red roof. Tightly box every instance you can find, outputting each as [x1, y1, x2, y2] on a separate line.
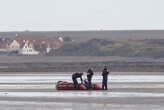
[0, 42, 8, 52]
[8, 40, 20, 52]
[14, 33, 64, 55]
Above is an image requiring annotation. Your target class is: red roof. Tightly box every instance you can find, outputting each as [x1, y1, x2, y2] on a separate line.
[14, 33, 63, 52]
[0, 42, 8, 49]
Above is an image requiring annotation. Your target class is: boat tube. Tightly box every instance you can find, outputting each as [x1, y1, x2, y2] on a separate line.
[56, 81, 101, 90]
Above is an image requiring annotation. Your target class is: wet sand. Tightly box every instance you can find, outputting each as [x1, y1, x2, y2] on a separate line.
[0, 72, 164, 110]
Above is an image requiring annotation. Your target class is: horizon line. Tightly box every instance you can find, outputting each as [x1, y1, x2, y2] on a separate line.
[1, 29, 164, 33]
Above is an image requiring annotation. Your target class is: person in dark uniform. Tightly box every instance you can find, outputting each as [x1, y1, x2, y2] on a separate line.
[72, 72, 83, 89]
[87, 67, 94, 89]
[102, 65, 109, 90]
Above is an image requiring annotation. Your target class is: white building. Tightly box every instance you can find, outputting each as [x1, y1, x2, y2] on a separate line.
[8, 40, 20, 52]
[58, 37, 64, 43]
[19, 41, 39, 55]
[46, 44, 51, 53]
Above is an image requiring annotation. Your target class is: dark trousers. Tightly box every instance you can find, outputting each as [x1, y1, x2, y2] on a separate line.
[72, 77, 78, 89]
[87, 76, 92, 89]
[102, 77, 108, 90]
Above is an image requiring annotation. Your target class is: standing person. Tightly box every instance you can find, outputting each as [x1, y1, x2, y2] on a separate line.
[87, 67, 94, 89]
[72, 72, 83, 89]
[102, 65, 109, 90]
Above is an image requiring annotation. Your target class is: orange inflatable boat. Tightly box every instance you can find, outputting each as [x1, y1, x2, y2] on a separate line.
[56, 81, 101, 90]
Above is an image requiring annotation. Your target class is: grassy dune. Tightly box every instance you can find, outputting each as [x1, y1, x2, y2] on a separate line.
[49, 39, 164, 59]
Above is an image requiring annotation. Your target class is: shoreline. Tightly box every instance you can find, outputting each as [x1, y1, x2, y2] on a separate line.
[1, 62, 164, 72]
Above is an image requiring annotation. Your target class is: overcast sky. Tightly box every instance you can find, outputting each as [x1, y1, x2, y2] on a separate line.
[0, 0, 164, 31]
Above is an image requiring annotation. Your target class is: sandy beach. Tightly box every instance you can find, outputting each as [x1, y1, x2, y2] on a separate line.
[0, 72, 164, 110]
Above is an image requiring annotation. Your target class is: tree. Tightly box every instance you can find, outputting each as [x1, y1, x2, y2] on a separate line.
[63, 36, 72, 42]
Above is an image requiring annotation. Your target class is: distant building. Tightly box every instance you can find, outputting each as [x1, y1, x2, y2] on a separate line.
[46, 44, 51, 53]
[15, 33, 64, 54]
[8, 40, 20, 52]
[0, 42, 8, 52]
[58, 37, 64, 43]
[19, 40, 39, 55]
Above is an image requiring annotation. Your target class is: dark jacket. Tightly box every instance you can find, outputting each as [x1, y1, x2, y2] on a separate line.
[72, 73, 83, 83]
[87, 69, 94, 78]
[102, 68, 109, 79]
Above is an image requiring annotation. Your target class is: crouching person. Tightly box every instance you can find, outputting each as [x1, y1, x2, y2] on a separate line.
[72, 72, 83, 89]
